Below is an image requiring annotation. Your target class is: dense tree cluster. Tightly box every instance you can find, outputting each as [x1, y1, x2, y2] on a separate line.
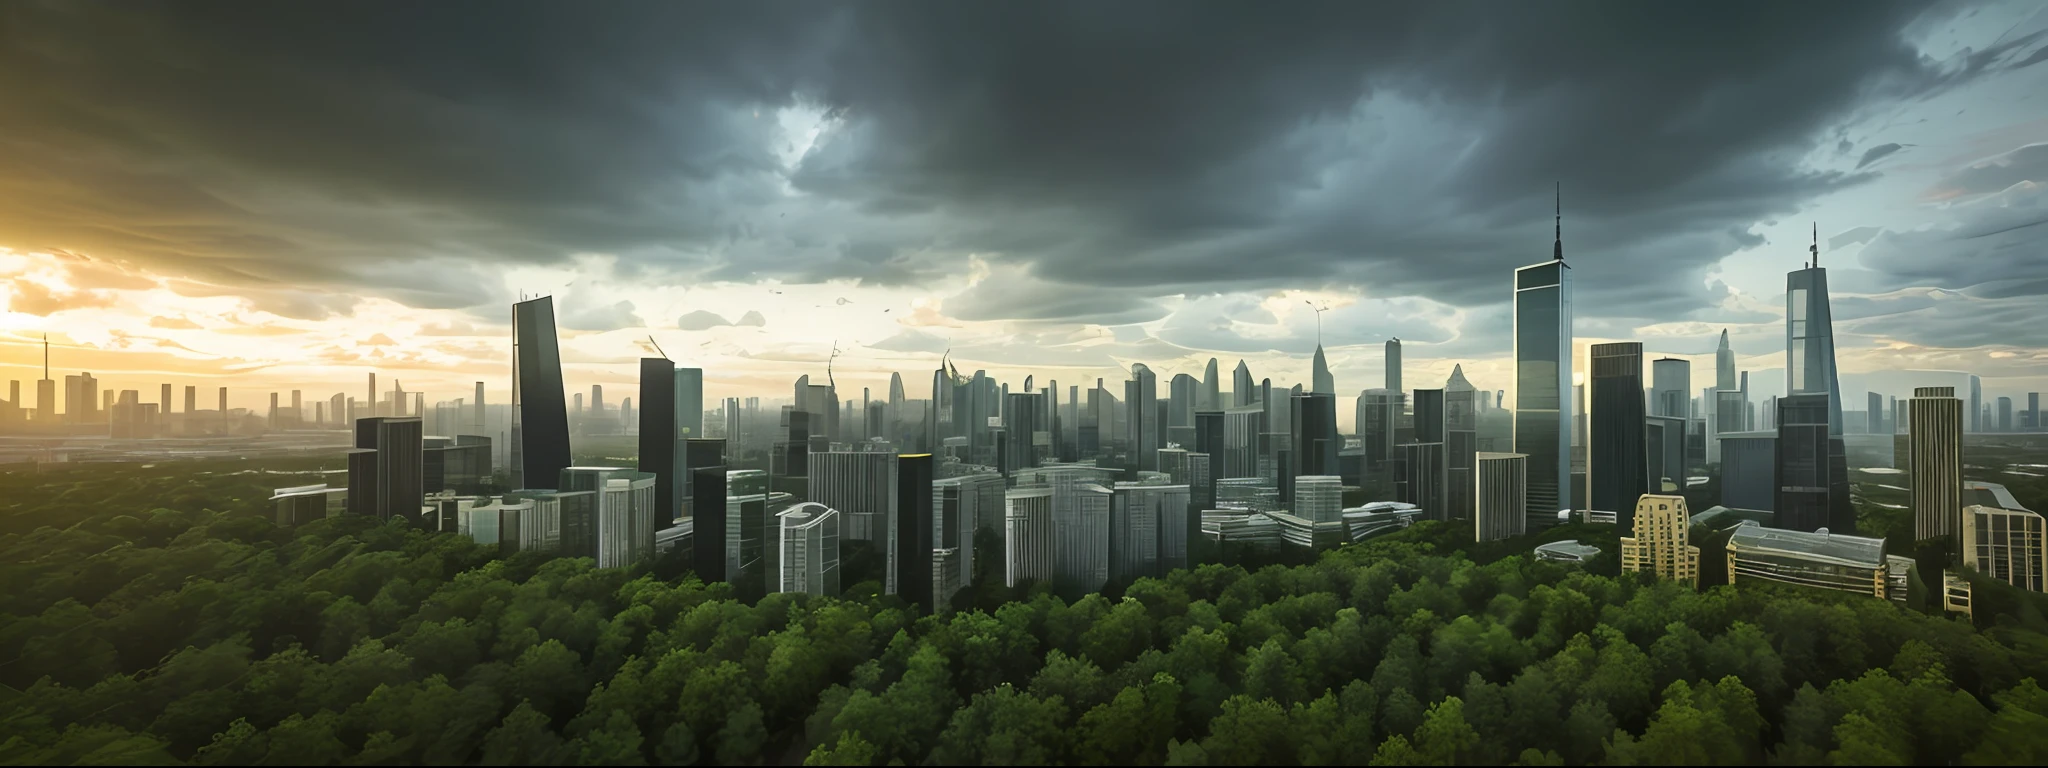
[3, 460, 2048, 765]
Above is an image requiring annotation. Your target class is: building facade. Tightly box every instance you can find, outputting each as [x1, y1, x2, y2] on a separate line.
[1621, 494, 1699, 585]
[777, 502, 842, 597]
[1475, 452, 1528, 542]
[1910, 386, 1964, 546]
[1589, 342, 1648, 523]
[1513, 255, 1573, 530]
[1963, 504, 2045, 593]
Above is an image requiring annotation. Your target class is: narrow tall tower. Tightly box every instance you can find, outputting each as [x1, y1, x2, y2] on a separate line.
[1513, 186, 1574, 528]
[1781, 224, 1853, 533]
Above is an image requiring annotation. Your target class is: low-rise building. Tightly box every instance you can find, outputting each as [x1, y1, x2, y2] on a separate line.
[1621, 494, 1699, 585]
[1725, 521, 1889, 599]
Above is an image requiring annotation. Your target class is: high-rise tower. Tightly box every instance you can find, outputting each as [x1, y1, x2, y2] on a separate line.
[512, 296, 572, 491]
[1385, 339, 1403, 395]
[1781, 226, 1853, 532]
[1513, 187, 1574, 528]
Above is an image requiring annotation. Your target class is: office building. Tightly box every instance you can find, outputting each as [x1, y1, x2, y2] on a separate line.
[1718, 432, 1777, 512]
[272, 484, 345, 527]
[512, 297, 572, 492]
[1310, 345, 1334, 395]
[348, 417, 423, 522]
[554, 467, 658, 569]
[1290, 391, 1340, 485]
[690, 467, 728, 582]
[1651, 357, 1691, 422]
[1910, 386, 1964, 546]
[1998, 397, 2013, 432]
[1127, 364, 1160, 471]
[1963, 504, 2045, 592]
[1057, 482, 1113, 599]
[897, 454, 936, 612]
[681, 438, 725, 519]
[1234, 360, 1255, 407]
[1385, 338, 1403, 395]
[63, 372, 99, 425]
[1294, 475, 1343, 524]
[1357, 388, 1401, 474]
[1589, 342, 1648, 522]
[1444, 366, 1478, 521]
[638, 360, 681, 522]
[1513, 199, 1573, 529]
[1108, 483, 1164, 585]
[1645, 415, 1685, 494]
[1401, 442, 1446, 521]
[1475, 452, 1528, 542]
[1776, 394, 1853, 533]
[809, 451, 899, 543]
[1726, 521, 1892, 599]
[1005, 487, 1057, 587]
[721, 469, 772, 598]
[2028, 393, 2041, 430]
[777, 502, 842, 597]
[423, 435, 491, 496]
[1621, 494, 1699, 585]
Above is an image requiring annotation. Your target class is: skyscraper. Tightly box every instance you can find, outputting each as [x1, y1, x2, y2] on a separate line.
[1590, 343, 1648, 524]
[691, 467, 729, 582]
[897, 454, 936, 613]
[1127, 364, 1159, 471]
[1201, 358, 1221, 412]
[638, 359, 680, 522]
[1998, 396, 2013, 433]
[1311, 345, 1334, 395]
[1969, 375, 1982, 434]
[1005, 487, 1057, 587]
[1233, 360, 1254, 407]
[676, 367, 704, 439]
[1911, 386, 1963, 547]
[1357, 389, 1402, 476]
[1651, 358, 1691, 420]
[1513, 192, 1573, 529]
[512, 297, 572, 491]
[1782, 229, 1853, 533]
[1168, 373, 1197, 432]
[348, 416, 424, 522]
[1445, 366, 1478, 521]
[1776, 393, 1852, 533]
[1385, 338, 1403, 395]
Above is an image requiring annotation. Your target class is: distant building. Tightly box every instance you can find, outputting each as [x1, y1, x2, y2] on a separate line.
[1343, 501, 1423, 542]
[1725, 521, 1891, 599]
[1621, 494, 1699, 585]
[511, 297, 572, 492]
[1719, 432, 1776, 512]
[777, 502, 842, 597]
[1293, 475, 1344, 524]
[1474, 452, 1528, 542]
[1963, 504, 2045, 593]
[897, 454, 936, 612]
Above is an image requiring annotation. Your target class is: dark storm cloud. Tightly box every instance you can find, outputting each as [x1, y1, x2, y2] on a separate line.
[0, 0, 2012, 333]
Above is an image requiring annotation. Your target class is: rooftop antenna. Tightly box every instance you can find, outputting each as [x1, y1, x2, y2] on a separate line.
[1553, 182, 1563, 262]
[1303, 301, 1326, 347]
[648, 334, 670, 361]
[1810, 222, 1819, 269]
[42, 333, 49, 380]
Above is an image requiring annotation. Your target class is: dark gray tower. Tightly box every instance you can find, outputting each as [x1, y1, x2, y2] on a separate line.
[512, 297, 572, 491]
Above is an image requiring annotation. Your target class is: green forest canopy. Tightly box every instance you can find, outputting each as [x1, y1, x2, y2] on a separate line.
[2, 458, 2048, 765]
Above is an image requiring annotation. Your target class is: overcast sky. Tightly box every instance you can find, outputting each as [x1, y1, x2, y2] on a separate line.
[3, 0, 2048, 423]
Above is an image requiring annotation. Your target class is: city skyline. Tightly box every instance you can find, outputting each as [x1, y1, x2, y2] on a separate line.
[3, 2, 2048, 421]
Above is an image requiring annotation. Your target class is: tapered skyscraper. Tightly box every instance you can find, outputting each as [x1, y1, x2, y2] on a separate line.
[1311, 345, 1334, 395]
[1513, 188, 1573, 527]
[1202, 358, 1221, 411]
[512, 296, 571, 491]
[1233, 360, 1254, 407]
[1781, 226, 1853, 533]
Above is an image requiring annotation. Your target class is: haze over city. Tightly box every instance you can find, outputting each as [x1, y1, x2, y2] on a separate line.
[4, 0, 2048, 421]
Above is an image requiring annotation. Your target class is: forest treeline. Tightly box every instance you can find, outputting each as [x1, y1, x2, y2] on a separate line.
[2, 463, 2048, 765]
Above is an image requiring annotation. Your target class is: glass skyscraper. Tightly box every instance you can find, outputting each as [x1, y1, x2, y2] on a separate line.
[1782, 236, 1854, 533]
[512, 296, 571, 492]
[1513, 198, 1573, 528]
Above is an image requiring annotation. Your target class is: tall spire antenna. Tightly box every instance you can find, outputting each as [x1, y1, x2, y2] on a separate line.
[42, 333, 49, 379]
[1553, 182, 1563, 261]
[1810, 222, 1819, 269]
